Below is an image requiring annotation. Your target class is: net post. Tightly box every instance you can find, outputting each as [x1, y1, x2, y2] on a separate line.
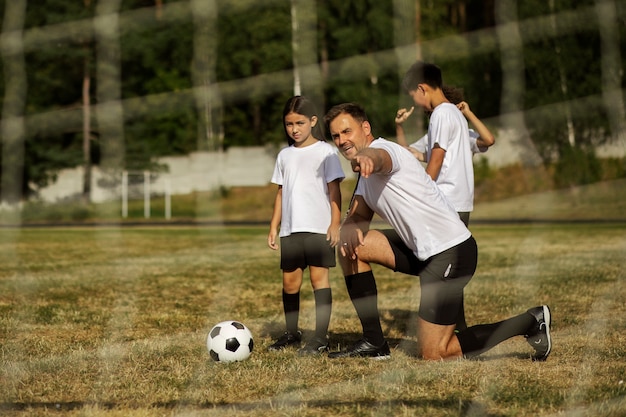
[144, 170, 150, 219]
[121, 170, 128, 218]
[165, 178, 171, 220]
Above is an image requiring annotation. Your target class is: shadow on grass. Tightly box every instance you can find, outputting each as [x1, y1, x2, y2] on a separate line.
[258, 307, 533, 361]
[0, 398, 497, 416]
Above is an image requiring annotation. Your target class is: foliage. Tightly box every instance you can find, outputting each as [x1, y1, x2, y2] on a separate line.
[217, 2, 293, 147]
[553, 144, 602, 188]
[120, 11, 197, 159]
[0, 0, 623, 201]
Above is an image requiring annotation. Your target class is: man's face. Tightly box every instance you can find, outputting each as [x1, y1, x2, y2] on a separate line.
[329, 113, 371, 160]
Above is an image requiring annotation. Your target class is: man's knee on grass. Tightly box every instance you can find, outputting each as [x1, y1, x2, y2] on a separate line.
[418, 319, 462, 360]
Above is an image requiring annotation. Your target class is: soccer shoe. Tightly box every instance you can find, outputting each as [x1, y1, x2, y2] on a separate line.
[525, 305, 552, 361]
[327, 339, 390, 360]
[268, 331, 302, 351]
[297, 336, 329, 356]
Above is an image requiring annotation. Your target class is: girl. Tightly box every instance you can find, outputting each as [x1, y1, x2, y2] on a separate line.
[267, 96, 344, 355]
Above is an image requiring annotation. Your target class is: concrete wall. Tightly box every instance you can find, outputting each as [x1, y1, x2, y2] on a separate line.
[36, 146, 357, 204]
[33, 130, 625, 204]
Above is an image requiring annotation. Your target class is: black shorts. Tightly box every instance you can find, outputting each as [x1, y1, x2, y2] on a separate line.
[280, 232, 336, 271]
[380, 229, 477, 325]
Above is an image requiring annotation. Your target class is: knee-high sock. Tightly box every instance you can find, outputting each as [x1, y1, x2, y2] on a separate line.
[456, 311, 536, 358]
[283, 290, 300, 334]
[314, 288, 332, 340]
[456, 296, 468, 332]
[345, 271, 384, 346]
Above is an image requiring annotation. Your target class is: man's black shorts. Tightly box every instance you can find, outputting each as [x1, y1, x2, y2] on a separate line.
[380, 229, 478, 325]
[280, 232, 336, 271]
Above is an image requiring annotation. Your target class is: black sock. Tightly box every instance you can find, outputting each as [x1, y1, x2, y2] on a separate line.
[313, 288, 332, 340]
[282, 290, 300, 335]
[456, 311, 535, 358]
[345, 271, 384, 346]
[456, 295, 467, 331]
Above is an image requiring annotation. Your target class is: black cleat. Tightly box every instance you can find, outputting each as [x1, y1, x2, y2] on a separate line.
[268, 331, 302, 351]
[328, 339, 390, 360]
[298, 336, 329, 356]
[525, 305, 552, 361]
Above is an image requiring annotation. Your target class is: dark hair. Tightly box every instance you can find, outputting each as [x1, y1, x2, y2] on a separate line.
[442, 85, 464, 104]
[401, 61, 443, 92]
[324, 102, 369, 127]
[282, 96, 325, 145]
[417, 85, 465, 118]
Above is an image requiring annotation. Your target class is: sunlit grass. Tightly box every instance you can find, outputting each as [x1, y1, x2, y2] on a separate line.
[1, 223, 625, 416]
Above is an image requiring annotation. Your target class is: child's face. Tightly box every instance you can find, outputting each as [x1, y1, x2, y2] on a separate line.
[284, 112, 317, 146]
[409, 85, 432, 111]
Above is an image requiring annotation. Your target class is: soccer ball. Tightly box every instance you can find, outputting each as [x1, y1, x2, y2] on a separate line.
[206, 321, 254, 362]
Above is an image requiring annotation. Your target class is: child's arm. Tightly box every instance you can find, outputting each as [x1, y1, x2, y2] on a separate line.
[425, 145, 445, 181]
[394, 107, 414, 147]
[408, 136, 427, 162]
[408, 147, 426, 161]
[457, 101, 495, 148]
[268, 186, 282, 250]
[396, 107, 427, 161]
[326, 179, 342, 248]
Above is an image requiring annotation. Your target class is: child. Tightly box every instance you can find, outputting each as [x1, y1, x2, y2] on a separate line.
[267, 96, 345, 355]
[399, 63, 482, 226]
[395, 86, 495, 178]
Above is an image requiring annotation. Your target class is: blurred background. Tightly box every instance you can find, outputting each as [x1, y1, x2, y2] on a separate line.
[0, 0, 624, 223]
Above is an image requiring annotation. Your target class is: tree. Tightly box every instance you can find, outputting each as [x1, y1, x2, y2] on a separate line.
[320, 0, 399, 134]
[82, 0, 94, 202]
[119, 3, 196, 162]
[1, 0, 27, 204]
[1, 0, 624, 202]
[216, 1, 292, 147]
[519, 0, 613, 182]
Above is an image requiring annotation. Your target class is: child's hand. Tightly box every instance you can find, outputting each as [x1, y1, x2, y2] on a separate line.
[395, 107, 414, 125]
[327, 224, 340, 248]
[457, 101, 472, 116]
[267, 230, 279, 250]
[407, 146, 426, 162]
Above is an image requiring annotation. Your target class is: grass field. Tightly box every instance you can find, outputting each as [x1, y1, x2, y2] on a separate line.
[1, 220, 625, 416]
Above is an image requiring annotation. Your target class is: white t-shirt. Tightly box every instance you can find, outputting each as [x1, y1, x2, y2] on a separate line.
[356, 138, 471, 261]
[417, 103, 475, 212]
[410, 129, 487, 155]
[271, 140, 345, 237]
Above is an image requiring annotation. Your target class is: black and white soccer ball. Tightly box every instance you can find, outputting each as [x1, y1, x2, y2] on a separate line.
[206, 321, 254, 362]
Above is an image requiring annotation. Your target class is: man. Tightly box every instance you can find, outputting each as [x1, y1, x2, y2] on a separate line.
[324, 102, 551, 361]
[396, 67, 496, 332]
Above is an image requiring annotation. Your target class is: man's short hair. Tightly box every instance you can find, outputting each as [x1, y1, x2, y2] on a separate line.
[402, 61, 443, 92]
[324, 102, 369, 126]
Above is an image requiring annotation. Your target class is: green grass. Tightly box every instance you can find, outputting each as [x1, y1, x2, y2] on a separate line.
[473, 178, 626, 221]
[5, 176, 626, 225]
[1, 223, 625, 416]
